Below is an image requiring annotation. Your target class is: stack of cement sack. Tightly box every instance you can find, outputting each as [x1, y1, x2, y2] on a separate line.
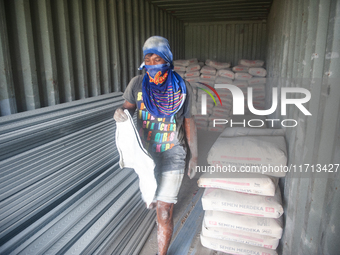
[197, 127, 286, 255]
[173, 58, 268, 131]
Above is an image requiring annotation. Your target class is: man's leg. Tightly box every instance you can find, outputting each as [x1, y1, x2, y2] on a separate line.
[156, 201, 174, 255]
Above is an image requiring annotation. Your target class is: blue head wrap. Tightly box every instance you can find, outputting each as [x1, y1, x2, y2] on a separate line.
[139, 36, 186, 118]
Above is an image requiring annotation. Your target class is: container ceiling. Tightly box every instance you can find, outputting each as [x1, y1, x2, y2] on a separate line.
[147, 0, 273, 23]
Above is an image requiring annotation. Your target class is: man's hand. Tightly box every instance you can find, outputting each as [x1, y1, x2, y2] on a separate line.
[113, 108, 128, 122]
[187, 156, 198, 179]
[113, 100, 137, 122]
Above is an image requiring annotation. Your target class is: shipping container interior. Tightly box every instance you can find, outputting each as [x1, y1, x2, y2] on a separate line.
[0, 0, 339, 254]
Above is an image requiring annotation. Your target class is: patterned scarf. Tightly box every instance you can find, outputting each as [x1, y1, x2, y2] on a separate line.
[142, 64, 186, 117]
[139, 36, 186, 118]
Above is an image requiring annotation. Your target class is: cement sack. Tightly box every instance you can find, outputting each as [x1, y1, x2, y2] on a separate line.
[205, 59, 231, 69]
[232, 65, 249, 73]
[200, 66, 217, 75]
[249, 67, 267, 77]
[217, 69, 235, 79]
[174, 65, 186, 72]
[252, 91, 266, 100]
[202, 221, 280, 249]
[175, 71, 185, 78]
[198, 61, 205, 67]
[250, 84, 265, 93]
[210, 112, 230, 119]
[185, 77, 200, 83]
[200, 74, 217, 80]
[227, 114, 267, 129]
[207, 135, 287, 177]
[197, 126, 208, 131]
[203, 210, 283, 239]
[235, 72, 253, 80]
[201, 188, 283, 218]
[200, 235, 278, 255]
[213, 106, 231, 115]
[215, 76, 233, 85]
[198, 79, 215, 87]
[219, 127, 285, 138]
[173, 59, 190, 66]
[185, 71, 200, 78]
[195, 115, 209, 121]
[198, 172, 278, 196]
[232, 80, 248, 89]
[248, 77, 267, 85]
[186, 64, 201, 72]
[252, 100, 266, 109]
[208, 126, 226, 132]
[188, 58, 198, 65]
[239, 59, 265, 67]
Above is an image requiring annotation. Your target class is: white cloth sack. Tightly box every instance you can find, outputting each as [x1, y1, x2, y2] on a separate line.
[235, 72, 253, 80]
[239, 59, 265, 67]
[249, 67, 267, 77]
[173, 59, 191, 66]
[248, 77, 267, 85]
[115, 110, 157, 207]
[217, 69, 235, 79]
[205, 59, 231, 69]
[219, 127, 285, 137]
[200, 66, 217, 75]
[198, 172, 278, 196]
[202, 221, 280, 249]
[200, 235, 278, 255]
[185, 77, 200, 83]
[215, 76, 233, 84]
[207, 135, 287, 177]
[174, 65, 186, 72]
[201, 188, 284, 218]
[185, 71, 200, 78]
[232, 65, 249, 73]
[186, 64, 201, 72]
[203, 210, 283, 239]
[200, 74, 217, 80]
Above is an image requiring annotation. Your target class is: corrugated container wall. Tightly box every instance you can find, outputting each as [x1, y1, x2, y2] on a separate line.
[184, 21, 267, 66]
[0, 0, 185, 116]
[266, 0, 340, 255]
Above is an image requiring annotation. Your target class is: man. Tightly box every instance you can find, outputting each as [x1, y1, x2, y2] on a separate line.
[114, 36, 197, 255]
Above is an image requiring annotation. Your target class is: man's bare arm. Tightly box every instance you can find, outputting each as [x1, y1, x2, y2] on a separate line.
[184, 117, 198, 179]
[113, 100, 136, 122]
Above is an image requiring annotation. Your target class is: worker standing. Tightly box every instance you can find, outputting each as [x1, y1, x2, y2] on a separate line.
[114, 36, 197, 255]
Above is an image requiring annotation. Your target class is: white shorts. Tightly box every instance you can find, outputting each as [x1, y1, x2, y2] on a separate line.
[153, 169, 184, 204]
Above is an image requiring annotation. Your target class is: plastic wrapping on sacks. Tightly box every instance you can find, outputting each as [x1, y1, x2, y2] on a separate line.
[232, 65, 250, 73]
[200, 235, 278, 255]
[207, 134, 287, 177]
[203, 210, 283, 239]
[184, 71, 200, 78]
[217, 69, 235, 79]
[174, 65, 186, 72]
[186, 64, 201, 72]
[198, 172, 279, 196]
[248, 67, 267, 77]
[205, 59, 231, 69]
[248, 77, 267, 85]
[235, 72, 253, 80]
[201, 187, 284, 218]
[238, 59, 265, 67]
[201, 221, 280, 249]
[200, 65, 217, 75]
